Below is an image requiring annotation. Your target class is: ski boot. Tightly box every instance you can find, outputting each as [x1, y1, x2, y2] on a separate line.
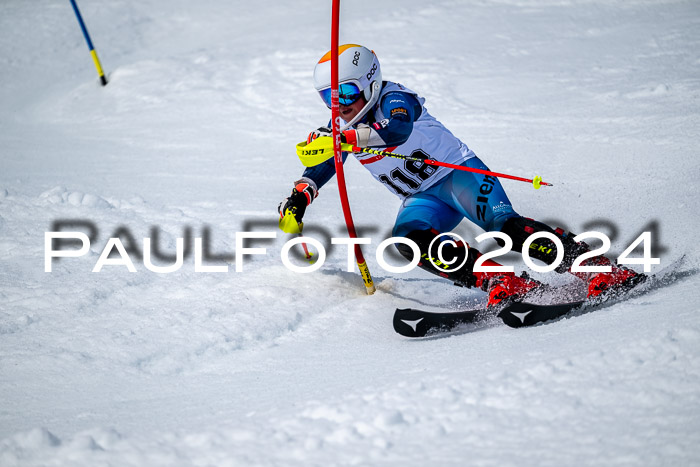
[499, 216, 647, 301]
[581, 259, 647, 302]
[482, 272, 543, 308]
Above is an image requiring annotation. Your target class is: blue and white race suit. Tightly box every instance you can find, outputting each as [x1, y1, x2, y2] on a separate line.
[302, 81, 519, 237]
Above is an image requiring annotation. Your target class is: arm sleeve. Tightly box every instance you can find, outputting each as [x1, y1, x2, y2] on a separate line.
[346, 91, 422, 148]
[300, 151, 349, 190]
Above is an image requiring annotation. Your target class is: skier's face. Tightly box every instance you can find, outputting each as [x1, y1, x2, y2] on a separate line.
[339, 96, 367, 122]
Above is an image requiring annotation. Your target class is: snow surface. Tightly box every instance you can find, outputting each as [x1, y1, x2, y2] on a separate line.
[2, 0, 700, 465]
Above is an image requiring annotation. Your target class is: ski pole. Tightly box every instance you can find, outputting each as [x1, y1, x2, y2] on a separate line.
[296, 138, 552, 190]
[359, 146, 551, 189]
[279, 210, 314, 263]
[299, 241, 314, 262]
[69, 0, 108, 86]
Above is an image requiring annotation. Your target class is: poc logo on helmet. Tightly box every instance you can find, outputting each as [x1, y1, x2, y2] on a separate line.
[366, 63, 377, 80]
[352, 51, 361, 66]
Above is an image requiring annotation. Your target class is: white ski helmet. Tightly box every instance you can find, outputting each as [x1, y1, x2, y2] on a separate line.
[313, 44, 382, 124]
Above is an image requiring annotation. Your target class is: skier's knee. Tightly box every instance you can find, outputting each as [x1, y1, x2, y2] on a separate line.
[486, 208, 520, 233]
[500, 216, 587, 272]
[500, 216, 555, 246]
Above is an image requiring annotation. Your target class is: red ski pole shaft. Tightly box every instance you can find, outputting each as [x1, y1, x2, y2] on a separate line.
[424, 160, 551, 186]
[348, 146, 553, 188]
[300, 239, 313, 261]
[330, 0, 375, 294]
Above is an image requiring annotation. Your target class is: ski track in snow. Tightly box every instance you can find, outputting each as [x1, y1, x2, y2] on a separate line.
[1, 0, 700, 465]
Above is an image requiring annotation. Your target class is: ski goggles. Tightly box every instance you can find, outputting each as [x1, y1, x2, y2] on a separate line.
[318, 81, 363, 108]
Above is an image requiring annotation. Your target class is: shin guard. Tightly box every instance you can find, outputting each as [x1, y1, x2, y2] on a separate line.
[395, 229, 481, 288]
[500, 217, 588, 273]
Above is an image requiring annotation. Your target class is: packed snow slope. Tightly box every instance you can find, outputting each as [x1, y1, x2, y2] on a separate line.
[1, 0, 700, 465]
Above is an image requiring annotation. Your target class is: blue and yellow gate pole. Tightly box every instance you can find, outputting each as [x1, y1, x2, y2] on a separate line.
[69, 0, 108, 86]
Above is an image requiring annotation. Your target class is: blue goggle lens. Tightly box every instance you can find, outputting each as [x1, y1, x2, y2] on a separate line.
[318, 82, 362, 108]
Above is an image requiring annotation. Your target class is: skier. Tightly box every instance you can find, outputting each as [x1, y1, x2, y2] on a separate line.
[278, 44, 645, 307]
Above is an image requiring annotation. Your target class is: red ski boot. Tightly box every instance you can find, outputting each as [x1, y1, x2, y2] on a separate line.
[482, 272, 543, 308]
[587, 266, 646, 300]
[572, 257, 647, 301]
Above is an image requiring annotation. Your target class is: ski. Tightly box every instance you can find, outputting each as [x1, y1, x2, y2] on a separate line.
[393, 307, 488, 338]
[394, 255, 696, 337]
[497, 299, 584, 328]
[507, 254, 697, 328]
